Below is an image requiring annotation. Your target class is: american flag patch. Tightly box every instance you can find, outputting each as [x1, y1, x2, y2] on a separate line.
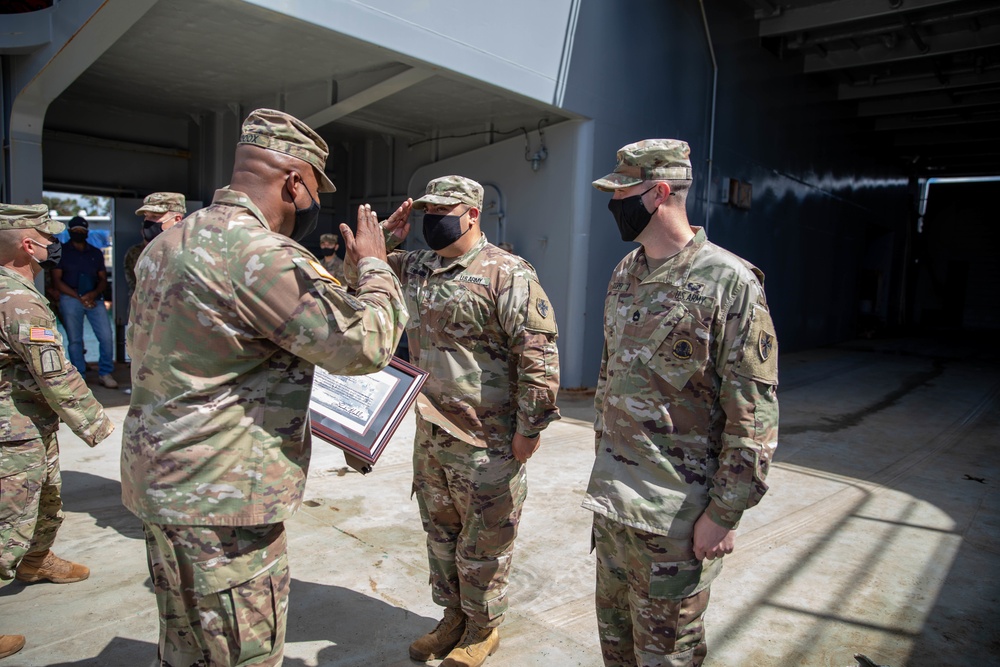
[29, 327, 56, 343]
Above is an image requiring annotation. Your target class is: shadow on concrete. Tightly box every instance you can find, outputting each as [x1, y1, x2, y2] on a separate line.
[61, 470, 144, 541]
[43, 636, 157, 667]
[710, 336, 1000, 665]
[284, 577, 436, 667]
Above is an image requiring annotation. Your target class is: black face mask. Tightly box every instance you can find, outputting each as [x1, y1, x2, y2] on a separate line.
[607, 185, 657, 242]
[69, 230, 89, 244]
[142, 220, 163, 242]
[422, 208, 470, 251]
[320, 247, 337, 257]
[291, 182, 320, 242]
[31, 238, 62, 270]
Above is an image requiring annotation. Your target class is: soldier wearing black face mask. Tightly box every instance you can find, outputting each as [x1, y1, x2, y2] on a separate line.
[124, 192, 187, 298]
[587, 139, 780, 667]
[346, 175, 562, 667]
[0, 203, 116, 663]
[318, 232, 345, 283]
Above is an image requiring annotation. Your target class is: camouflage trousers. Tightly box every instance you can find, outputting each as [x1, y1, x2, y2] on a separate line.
[413, 417, 527, 628]
[0, 432, 64, 585]
[143, 522, 290, 667]
[593, 514, 722, 667]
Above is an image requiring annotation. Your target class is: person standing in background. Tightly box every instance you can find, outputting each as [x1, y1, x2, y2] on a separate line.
[319, 232, 345, 283]
[51, 216, 117, 388]
[123, 192, 187, 297]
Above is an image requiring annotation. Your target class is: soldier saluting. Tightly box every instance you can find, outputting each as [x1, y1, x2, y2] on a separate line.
[121, 109, 408, 666]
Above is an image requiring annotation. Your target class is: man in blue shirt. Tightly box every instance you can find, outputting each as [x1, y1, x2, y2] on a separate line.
[52, 216, 117, 388]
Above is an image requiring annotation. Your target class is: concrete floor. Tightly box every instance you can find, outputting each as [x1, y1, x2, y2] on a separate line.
[2, 337, 998, 667]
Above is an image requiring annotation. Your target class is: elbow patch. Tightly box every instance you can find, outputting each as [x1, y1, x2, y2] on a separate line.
[733, 303, 778, 385]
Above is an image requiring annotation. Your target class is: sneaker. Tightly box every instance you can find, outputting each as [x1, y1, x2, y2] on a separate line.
[98, 374, 118, 388]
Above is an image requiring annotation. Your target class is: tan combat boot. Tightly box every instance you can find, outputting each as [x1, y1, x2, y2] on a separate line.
[409, 607, 466, 661]
[439, 620, 499, 667]
[15, 549, 90, 584]
[0, 635, 25, 660]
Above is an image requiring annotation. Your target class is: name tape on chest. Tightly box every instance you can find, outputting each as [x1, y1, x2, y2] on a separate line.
[456, 274, 490, 287]
[669, 289, 712, 307]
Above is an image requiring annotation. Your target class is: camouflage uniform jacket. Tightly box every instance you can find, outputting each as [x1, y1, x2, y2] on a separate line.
[322, 253, 345, 285]
[362, 232, 560, 447]
[123, 242, 145, 295]
[0, 267, 113, 446]
[121, 188, 407, 526]
[583, 228, 779, 537]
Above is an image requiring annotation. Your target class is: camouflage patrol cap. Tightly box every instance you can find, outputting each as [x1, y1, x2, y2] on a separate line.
[238, 108, 337, 193]
[135, 192, 187, 217]
[0, 203, 65, 234]
[592, 139, 693, 192]
[412, 175, 484, 210]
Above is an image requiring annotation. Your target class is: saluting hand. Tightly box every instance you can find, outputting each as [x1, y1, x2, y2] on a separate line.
[381, 198, 413, 243]
[342, 204, 388, 266]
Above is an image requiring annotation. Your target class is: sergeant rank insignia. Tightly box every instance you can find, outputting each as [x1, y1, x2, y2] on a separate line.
[759, 331, 774, 361]
[672, 339, 694, 360]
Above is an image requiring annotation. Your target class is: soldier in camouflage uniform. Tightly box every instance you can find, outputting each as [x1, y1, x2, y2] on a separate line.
[584, 140, 779, 667]
[362, 175, 560, 667]
[121, 109, 408, 667]
[0, 204, 116, 662]
[123, 192, 187, 297]
[319, 232, 345, 284]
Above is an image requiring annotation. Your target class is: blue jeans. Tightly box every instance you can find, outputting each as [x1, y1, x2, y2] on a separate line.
[59, 294, 114, 376]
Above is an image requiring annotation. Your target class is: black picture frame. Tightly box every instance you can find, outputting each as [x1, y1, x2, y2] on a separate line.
[309, 356, 428, 468]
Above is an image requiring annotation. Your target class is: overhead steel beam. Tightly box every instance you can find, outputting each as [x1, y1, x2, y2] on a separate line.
[804, 22, 1000, 73]
[43, 129, 192, 159]
[898, 142, 1000, 158]
[304, 67, 435, 131]
[857, 90, 1000, 116]
[329, 115, 426, 141]
[874, 111, 1000, 131]
[839, 68, 1000, 100]
[760, 0, 964, 37]
[894, 126, 1000, 145]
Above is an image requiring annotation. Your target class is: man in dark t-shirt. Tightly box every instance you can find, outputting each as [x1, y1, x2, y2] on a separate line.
[52, 216, 117, 388]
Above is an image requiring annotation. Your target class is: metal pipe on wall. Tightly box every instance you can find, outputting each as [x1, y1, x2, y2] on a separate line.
[699, 0, 718, 234]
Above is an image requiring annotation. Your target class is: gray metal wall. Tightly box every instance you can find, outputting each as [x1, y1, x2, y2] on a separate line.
[561, 1, 914, 387]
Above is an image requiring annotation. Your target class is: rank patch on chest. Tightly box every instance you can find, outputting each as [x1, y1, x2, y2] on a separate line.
[758, 331, 774, 361]
[30, 327, 56, 343]
[456, 274, 489, 286]
[672, 339, 694, 360]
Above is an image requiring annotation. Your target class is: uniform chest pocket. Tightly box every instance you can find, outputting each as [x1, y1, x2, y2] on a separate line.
[444, 287, 491, 339]
[631, 303, 709, 392]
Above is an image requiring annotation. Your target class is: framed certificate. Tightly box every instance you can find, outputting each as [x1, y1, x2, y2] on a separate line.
[309, 356, 428, 470]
